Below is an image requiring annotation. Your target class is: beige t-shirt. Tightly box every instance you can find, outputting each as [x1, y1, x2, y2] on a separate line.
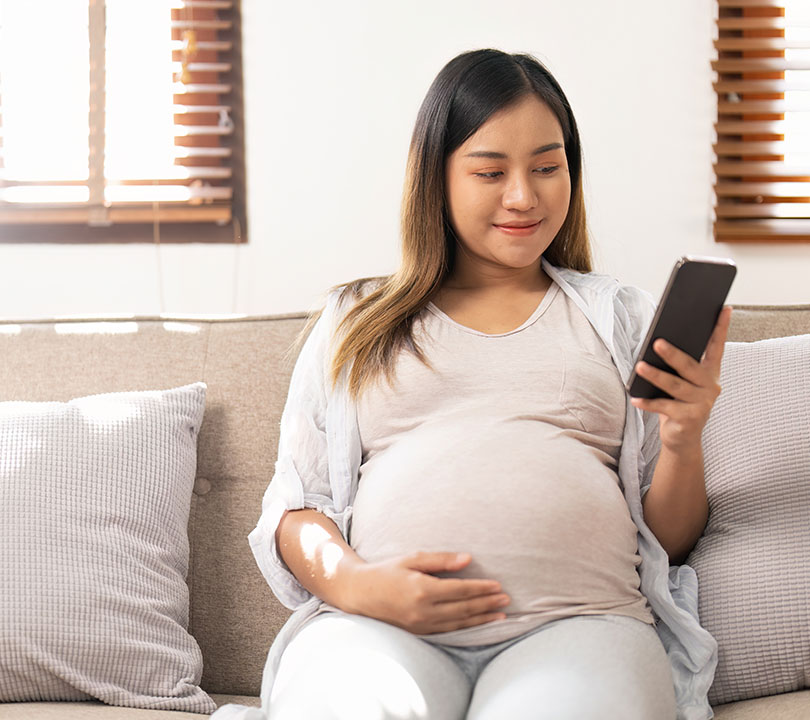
[349, 282, 653, 646]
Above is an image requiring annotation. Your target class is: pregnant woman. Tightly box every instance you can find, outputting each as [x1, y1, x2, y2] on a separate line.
[235, 49, 726, 720]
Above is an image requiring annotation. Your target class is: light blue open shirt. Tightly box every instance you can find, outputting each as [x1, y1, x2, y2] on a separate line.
[212, 259, 718, 720]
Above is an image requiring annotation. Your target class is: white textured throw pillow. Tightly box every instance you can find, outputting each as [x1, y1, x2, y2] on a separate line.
[0, 383, 214, 713]
[687, 335, 810, 706]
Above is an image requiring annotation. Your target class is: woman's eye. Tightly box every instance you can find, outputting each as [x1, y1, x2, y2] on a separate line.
[534, 165, 559, 175]
[473, 171, 503, 179]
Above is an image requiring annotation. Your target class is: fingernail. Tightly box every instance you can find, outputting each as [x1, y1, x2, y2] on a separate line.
[455, 553, 469, 563]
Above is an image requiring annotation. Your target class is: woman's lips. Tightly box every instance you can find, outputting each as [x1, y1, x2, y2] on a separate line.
[493, 221, 541, 236]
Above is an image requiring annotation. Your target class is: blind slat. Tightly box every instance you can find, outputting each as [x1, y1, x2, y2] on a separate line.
[2, 167, 233, 184]
[109, 167, 233, 180]
[0, 206, 231, 225]
[173, 104, 232, 114]
[715, 162, 810, 178]
[170, 40, 232, 52]
[718, 16, 810, 30]
[111, 173, 232, 185]
[105, 186, 232, 202]
[171, 61, 231, 72]
[716, 120, 792, 134]
[174, 146, 231, 158]
[713, 58, 810, 73]
[173, 83, 232, 94]
[719, 0, 794, 6]
[715, 219, 810, 240]
[1, 185, 231, 202]
[175, 125, 234, 136]
[718, 99, 810, 114]
[718, 17, 788, 30]
[171, 1, 233, 8]
[715, 79, 810, 94]
[171, 19, 232, 30]
[716, 203, 810, 219]
[0, 178, 88, 187]
[715, 140, 800, 155]
[715, 38, 810, 52]
[110, 205, 232, 223]
[716, 182, 810, 198]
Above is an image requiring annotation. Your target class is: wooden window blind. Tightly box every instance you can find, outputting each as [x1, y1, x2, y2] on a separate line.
[713, 0, 810, 242]
[0, 0, 245, 243]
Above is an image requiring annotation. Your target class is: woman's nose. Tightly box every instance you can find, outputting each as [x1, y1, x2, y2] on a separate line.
[501, 174, 538, 212]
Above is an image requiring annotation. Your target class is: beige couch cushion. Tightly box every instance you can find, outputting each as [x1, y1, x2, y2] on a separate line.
[714, 689, 810, 719]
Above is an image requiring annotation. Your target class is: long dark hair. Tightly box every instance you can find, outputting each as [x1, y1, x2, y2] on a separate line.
[323, 49, 592, 398]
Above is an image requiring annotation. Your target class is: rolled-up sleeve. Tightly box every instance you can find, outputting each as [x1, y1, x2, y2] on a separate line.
[248, 292, 344, 610]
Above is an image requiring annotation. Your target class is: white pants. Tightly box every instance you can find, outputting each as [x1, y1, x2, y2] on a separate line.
[267, 611, 677, 720]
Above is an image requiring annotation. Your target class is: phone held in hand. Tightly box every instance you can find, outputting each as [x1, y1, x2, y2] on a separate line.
[625, 256, 737, 400]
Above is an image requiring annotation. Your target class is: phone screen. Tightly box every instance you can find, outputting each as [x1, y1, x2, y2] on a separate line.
[626, 257, 736, 399]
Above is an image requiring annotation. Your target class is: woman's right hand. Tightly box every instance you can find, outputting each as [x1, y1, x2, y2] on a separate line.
[346, 551, 510, 634]
[276, 510, 508, 633]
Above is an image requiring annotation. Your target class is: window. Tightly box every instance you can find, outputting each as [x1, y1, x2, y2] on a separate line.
[713, 0, 810, 242]
[0, 0, 245, 243]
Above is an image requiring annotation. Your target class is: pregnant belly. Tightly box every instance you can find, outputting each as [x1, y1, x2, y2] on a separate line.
[349, 421, 644, 631]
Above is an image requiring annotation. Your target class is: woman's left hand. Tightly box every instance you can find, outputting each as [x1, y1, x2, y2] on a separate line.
[630, 306, 732, 454]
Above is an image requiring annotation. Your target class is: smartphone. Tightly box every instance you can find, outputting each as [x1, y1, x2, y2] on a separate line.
[626, 256, 737, 399]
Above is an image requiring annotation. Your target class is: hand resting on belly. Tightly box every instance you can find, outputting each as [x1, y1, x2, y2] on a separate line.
[276, 507, 510, 634]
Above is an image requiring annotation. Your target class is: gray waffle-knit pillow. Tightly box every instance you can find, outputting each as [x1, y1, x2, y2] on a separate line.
[687, 334, 810, 706]
[0, 383, 214, 713]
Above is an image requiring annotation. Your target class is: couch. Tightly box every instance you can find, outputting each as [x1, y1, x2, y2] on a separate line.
[1, 304, 809, 719]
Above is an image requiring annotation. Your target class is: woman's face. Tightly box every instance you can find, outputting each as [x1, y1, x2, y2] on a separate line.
[444, 95, 571, 283]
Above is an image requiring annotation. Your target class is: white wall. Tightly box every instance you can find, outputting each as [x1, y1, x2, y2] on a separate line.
[1, 0, 808, 319]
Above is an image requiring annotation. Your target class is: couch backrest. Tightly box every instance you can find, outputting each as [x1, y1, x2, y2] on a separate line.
[1, 314, 307, 696]
[727, 305, 810, 342]
[2, 304, 809, 696]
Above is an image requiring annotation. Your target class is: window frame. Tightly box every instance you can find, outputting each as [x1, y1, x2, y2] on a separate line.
[0, 0, 246, 244]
